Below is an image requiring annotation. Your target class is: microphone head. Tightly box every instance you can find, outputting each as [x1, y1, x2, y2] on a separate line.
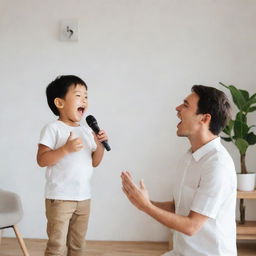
[86, 115, 100, 133]
[86, 115, 97, 126]
[86, 115, 111, 151]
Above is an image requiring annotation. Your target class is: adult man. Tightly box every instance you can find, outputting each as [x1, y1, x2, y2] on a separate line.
[121, 85, 237, 255]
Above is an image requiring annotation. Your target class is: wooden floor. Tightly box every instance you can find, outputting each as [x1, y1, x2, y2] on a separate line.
[0, 238, 256, 256]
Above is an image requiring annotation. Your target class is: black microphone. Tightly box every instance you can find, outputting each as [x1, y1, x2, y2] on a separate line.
[86, 115, 111, 151]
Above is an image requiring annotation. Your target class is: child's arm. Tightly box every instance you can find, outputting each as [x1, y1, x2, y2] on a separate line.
[37, 132, 84, 167]
[92, 130, 108, 167]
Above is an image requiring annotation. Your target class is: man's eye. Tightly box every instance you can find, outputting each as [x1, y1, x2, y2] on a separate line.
[76, 94, 81, 97]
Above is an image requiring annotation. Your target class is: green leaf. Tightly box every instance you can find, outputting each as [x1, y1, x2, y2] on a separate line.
[246, 93, 256, 108]
[240, 90, 249, 101]
[221, 136, 232, 142]
[220, 83, 247, 111]
[229, 86, 247, 111]
[223, 119, 234, 136]
[233, 120, 249, 139]
[219, 82, 229, 89]
[235, 138, 249, 154]
[247, 132, 256, 145]
[235, 112, 247, 123]
[249, 93, 256, 103]
[247, 106, 256, 112]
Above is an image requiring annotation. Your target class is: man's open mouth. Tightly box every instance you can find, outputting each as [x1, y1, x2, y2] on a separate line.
[177, 114, 182, 127]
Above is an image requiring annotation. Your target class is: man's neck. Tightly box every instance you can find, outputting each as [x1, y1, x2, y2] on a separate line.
[189, 133, 218, 153]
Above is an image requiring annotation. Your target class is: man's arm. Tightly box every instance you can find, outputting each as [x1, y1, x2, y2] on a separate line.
[121, 171, 208, 236]
[145, 205, 208, 236]
[151, 201, 175, 213]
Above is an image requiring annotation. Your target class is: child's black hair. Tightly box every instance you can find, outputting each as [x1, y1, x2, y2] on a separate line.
[46, 75, 87, 116]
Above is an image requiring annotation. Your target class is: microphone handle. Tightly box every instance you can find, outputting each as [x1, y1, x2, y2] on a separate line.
[102, 140, 111, 151]
[90, 123, 111, 151]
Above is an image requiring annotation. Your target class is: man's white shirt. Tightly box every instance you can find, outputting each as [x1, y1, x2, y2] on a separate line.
[163, 137, 237, 256]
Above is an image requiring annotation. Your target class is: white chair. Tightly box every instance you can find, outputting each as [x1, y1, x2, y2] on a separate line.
[0, 189, 29, 256]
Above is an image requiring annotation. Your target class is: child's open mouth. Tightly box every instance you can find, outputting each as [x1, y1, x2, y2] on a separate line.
[77, 107, 85, 115]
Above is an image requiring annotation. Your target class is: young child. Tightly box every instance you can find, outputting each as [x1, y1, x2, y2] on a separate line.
[37, 75, 108, 256]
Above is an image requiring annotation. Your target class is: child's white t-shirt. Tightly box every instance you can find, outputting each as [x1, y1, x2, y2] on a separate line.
[39, 120, 97, 201]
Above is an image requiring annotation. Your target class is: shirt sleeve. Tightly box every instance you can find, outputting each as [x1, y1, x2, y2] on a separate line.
[190, 161, 232, 219]
[38, 123, 57, 150]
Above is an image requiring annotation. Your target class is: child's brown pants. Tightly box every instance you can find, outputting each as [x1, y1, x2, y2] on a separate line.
[45, 199, 90, 256]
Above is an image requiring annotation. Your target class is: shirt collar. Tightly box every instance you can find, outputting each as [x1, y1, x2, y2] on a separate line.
[191, 137, 221, 162]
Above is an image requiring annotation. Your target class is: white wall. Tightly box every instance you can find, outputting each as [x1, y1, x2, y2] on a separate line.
[0, 0, 256, 240]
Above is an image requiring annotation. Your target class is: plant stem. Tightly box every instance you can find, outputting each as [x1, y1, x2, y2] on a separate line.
[239, 199, 245, 224]
[240, 154, 247, 174]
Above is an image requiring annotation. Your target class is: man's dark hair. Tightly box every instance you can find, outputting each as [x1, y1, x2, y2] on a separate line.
[46, 75, 87, 116]
[192, 85, 231, 135]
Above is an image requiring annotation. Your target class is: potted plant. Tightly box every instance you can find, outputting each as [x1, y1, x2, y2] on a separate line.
[220, 82, 256, 224]
[220, 82, 256, 191]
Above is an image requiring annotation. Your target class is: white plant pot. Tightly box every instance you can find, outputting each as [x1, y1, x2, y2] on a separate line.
[237, 172, 256, 191]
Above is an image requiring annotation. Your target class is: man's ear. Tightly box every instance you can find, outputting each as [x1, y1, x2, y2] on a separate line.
[201, 113, 211, 124]
[54, 97, 64, 109]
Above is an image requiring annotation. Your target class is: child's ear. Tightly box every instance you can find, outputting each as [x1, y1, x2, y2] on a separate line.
[54, 98, 64, 109]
